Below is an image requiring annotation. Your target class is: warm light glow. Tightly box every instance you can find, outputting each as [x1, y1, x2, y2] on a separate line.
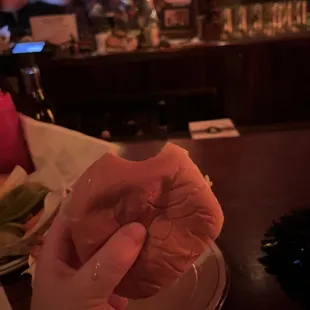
[223, 8, 233, 34]
[287, 2, 292, 27]
[296, 1, 302, 24]
[272, 3, 278, 29]
[220, 0, 308, 40]
[253, 4, 263, 30]
[238, 6, 247, 32]
[302, 1, 307, 25]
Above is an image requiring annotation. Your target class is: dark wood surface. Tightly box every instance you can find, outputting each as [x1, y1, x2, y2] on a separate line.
[121, 130, 310, 310]
[2, 129, 310, 309]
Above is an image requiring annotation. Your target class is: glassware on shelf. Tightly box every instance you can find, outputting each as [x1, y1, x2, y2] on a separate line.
[232, 5, 247, 39]
[156, 100, 169, 139]
[286, 2, 294, 31]
[290, 1, 304, 32]
[138, 0, 160, 48]
[296, 1, 302, 25]
[263, 2, 275, 37]
[103, 0, 160, 51]
[248, 3, 263, 37]
[220, 7, 233, 40]
[275, 2, 286, 34]
[301, 1, 307, 27]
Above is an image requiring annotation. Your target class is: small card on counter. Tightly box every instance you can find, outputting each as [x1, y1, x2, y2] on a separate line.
[30, 14, 78, 45]
[188, 118, 240, 140]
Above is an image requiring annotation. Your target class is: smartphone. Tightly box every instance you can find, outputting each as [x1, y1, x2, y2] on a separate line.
[12, 42, 46, 54]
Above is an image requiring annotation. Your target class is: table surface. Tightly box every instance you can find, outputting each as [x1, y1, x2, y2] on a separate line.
[2, 129, 310, 310]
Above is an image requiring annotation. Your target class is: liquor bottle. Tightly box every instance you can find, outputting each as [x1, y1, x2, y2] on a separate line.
[233, 5, 247, 38]
[251, 4, 263, 35]
[157, 101, 169, 130]
[20, 65, 55, 124]
[123, 113, 144, 139]
[263, 3, 274, 37]
[125, 119, 140, 137]
[156, 100, 169, 139]
[287, 2, 293, 31]
[302, 1, 307, 26]
[222, 7, 233, 40]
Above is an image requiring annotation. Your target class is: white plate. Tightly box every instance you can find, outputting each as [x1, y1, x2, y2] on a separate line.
[127, 241, 229, 310]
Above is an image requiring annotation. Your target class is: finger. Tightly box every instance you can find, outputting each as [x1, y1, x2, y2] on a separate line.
[42, 213, 81, 270]
[41, 213, 68, 259]
[108, 294, 128, 310]
[77, 222, 146, 297]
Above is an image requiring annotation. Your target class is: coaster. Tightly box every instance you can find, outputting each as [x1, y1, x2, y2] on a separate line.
[188, 119, 240, 140]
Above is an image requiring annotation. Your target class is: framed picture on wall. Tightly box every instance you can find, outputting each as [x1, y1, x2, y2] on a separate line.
[155, 0, 198, 38]
[164, 8, 190, 27]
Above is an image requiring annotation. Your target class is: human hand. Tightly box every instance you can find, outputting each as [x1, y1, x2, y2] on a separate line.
[31, 213, 147, 310]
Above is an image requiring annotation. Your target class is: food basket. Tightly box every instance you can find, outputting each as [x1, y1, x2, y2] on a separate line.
[0, 114, 121, 275]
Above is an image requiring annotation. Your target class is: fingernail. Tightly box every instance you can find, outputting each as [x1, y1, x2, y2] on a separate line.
[123, 222, 147, 245]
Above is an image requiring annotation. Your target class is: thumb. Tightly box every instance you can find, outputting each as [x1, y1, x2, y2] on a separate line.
[76, 222, 147, 298]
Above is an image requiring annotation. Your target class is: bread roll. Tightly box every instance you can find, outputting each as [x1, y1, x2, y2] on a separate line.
[67, 143, 224, 299]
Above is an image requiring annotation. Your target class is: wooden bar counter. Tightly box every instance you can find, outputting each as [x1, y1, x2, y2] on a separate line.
[2, 2, 310, 137]
[39, 31, 310, 135]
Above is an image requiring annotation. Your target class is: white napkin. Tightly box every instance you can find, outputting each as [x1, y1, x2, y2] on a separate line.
[20, 114, 122, 188]
[0, 26, 10, 43]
